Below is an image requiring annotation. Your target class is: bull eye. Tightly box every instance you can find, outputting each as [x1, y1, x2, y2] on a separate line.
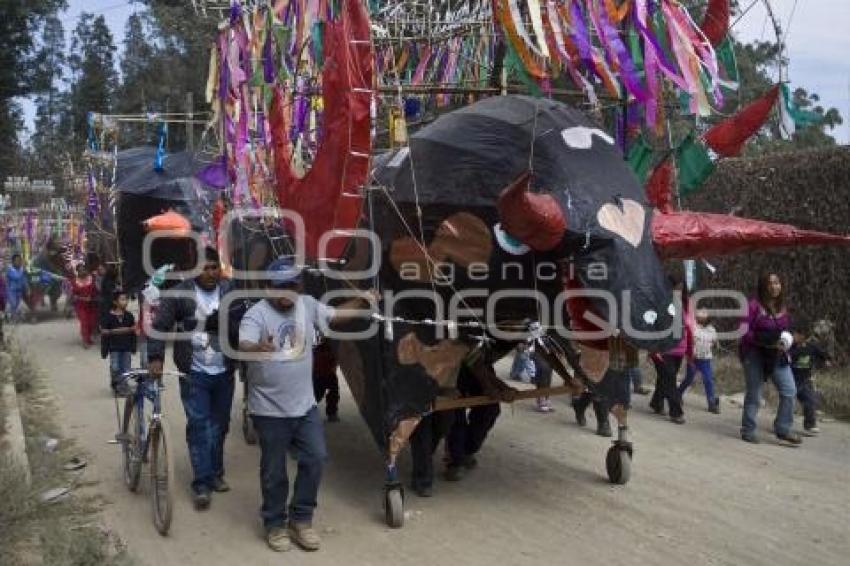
[493, 223, 530, 256]
[643, 310, 658, 325]
[668, 303, 676, 317]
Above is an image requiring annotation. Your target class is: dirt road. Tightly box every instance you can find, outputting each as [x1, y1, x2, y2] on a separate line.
[14, 318, 850, 566]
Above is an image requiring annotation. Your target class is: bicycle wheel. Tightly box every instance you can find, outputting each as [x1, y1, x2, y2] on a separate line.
[149, 420, 174, 535]
[121, 395, 143, 492]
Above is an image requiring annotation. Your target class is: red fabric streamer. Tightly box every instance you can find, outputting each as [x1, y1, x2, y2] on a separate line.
[645, 158, 674, 213]
[269, 0, 373, 259]
[703, 85, 779, 157]
[699, 0, 729, 46]
[652, 210, 850, 259]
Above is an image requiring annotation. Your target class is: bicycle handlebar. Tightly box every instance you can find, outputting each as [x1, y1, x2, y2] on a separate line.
[120, 369, 186, 380]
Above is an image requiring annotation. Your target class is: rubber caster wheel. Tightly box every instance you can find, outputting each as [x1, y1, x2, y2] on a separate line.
[242, 408, 257, 445]
[384, 487, 404, 529]
[606, 446, 631, 485]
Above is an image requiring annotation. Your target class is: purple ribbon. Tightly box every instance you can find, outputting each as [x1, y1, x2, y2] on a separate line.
[263, 29, 276, 84]
[196, 155, 229, 190]
[592, 0, 647, 102]
[632, 1, 688, 91]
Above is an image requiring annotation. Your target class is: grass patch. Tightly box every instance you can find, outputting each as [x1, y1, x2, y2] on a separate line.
[0, 341, 131, 566]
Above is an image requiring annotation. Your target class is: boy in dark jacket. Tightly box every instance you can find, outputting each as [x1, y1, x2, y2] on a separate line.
[146, 247, 246, 509]
[789, 320, 831, 435]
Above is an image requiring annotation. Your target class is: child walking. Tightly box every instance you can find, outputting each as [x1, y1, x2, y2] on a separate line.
[678, 309, 721, 414]
[789, 320, 831, 435]
[510, 342, 536, 384]
[100, 289, 136, 393]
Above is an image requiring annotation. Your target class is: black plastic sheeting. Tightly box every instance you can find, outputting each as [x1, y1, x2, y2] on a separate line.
[115, 147, 217, 291]
[332, 96, 677, 451]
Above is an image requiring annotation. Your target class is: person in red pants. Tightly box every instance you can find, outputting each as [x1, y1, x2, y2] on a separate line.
[71, 264, 98, 348]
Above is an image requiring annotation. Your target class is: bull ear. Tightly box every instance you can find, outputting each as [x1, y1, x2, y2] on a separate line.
[497, 171, 567, 252]
[652, 210, 850, 259]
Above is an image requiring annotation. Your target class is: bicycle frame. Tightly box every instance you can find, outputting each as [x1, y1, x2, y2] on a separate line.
[131, 376, 165, 464]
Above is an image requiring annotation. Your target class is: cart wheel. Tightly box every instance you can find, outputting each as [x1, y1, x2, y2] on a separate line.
[384, 487, 404, 529]
[242, 406, 257, 445]
[605, 445, 631, 485]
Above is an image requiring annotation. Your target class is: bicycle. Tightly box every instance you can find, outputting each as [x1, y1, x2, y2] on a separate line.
[114, 369, 183, 535]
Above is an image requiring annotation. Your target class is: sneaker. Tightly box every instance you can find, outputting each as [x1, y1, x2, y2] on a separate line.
[327, 413, 340, 423]
[777, 432, 803, 446]
[444, 465, 465, 482]
[266, 526, 291, 552]
[670, 415, 686, 425]
[708, 400, 721, 414]
[211, 477, 230, 493]
[192, 487, 211, 510]
[596, 421, 613, 437]
[650, 405, 666, 416]
[803, 426, 820, 435]
[741, 432, 760, 444]
[289, 521, 321, 551]
[634, 386, 650, 396]
[536, 401, 553, 413]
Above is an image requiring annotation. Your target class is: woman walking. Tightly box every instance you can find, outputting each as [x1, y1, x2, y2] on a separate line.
[71, 265, 98, 348]
[738, 272, 801, 445]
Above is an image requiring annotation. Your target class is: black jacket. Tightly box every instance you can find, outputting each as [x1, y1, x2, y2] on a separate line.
[146, 278, 248, 374]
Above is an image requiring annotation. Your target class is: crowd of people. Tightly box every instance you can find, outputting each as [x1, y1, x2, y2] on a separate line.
[52, 249, 832, 554]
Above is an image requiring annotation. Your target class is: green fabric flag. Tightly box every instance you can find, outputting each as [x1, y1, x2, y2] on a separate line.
[505, 43, 543, 97]
[311, 22, 324, 67]
[626, 135, 654, 183]
[716, 37, 739, 93]
[675, 133, 716, 196]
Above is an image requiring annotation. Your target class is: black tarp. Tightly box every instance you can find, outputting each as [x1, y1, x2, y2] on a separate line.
[114, 147, 216, 291]
[333, 96, 676, 450]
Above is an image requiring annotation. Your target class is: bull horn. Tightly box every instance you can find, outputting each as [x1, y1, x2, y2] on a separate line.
[652, 210, 850, 259]
[497, 171, 567, 251]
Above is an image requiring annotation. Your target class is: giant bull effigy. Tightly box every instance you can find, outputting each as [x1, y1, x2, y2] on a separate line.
[205, 0, 850, 527]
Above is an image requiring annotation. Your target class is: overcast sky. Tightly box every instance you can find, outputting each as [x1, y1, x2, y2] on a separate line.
[22, 0, 850, 143]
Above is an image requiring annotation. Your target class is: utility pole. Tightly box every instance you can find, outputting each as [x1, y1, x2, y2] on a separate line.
[186, 92, 195, 154]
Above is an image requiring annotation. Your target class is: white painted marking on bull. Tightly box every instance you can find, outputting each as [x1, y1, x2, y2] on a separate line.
[561, 127, 614, 150]
[643, 310, 658, 325]
[668, 303, 676, 317]
[596, 199, 646, 247]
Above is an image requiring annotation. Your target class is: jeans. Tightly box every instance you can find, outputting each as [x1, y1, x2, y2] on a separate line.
[447, 404, 500, 467]
[179, 370, 235, 492]
[626, 367, 644, 392]
[741, 353, 796, 437]
[109, 351, 132, 388]
[678, 359, 716, 407]
[795, 376, 818, 429]
[650, 355, 684, 418]
[252, 407, 327, 528]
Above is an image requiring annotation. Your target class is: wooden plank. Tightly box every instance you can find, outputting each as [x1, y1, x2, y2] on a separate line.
[433, 385, 576, 411]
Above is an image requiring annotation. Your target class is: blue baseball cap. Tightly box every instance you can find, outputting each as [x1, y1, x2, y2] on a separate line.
[266, 256, 303, 288]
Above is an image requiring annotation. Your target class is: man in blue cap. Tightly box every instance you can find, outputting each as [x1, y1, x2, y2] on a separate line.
[239, 255, 377, 553]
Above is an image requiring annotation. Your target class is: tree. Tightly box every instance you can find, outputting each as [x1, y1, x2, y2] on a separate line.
[0, 0, 67, 179]
[67, 13, 119, 150]
[30, 16, 71, 171]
